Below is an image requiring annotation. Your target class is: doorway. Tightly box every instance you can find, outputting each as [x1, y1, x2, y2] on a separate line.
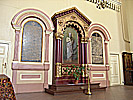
[110, 54, 121, 86]
[0, 42, 9, 75]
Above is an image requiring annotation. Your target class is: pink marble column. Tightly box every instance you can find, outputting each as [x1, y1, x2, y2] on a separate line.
[12, 69, 18, 93]
[87, 39, 92, 83]
[45, 34, 50, 62]
[13, 30, 20, 61]
[104, 42, 110, 87]
[44, 64, 50, 88]
[88, 40, 91, 64]
[106, 67, 110, 87]
[104, 42, 109, 65]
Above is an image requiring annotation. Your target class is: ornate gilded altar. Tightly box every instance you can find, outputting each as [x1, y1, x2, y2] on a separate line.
[52, 7, 91, 85]
[46, 7, 111, 95]
[46, 7, 92, 95]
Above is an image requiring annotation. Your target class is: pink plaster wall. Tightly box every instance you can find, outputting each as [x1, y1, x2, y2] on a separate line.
[15, 83, 44, 93]
[12, 63, 50, 93]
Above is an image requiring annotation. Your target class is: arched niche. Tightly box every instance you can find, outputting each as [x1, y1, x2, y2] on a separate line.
[11, 8, 54, 93]
[87, 23, 111, 87]
[11, 8, 54, 61]
[62, 21, 85, 65]
[51, 7, 91, 85]
[91, 32, 104, 64]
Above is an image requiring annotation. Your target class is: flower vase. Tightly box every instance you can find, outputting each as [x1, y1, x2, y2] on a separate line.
[75, 80, 79, 84]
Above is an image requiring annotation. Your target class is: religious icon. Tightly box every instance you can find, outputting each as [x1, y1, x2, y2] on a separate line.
[66, 32, 73, 62]
[63, 27, 78, 64]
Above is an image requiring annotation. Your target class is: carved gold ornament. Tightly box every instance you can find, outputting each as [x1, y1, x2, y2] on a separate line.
[55, 32, 64, 40]
[56, 63, 62, 77]
[58, 19, 64, 26]
[81, 37, 89, 43]
[70, 16, 77, 20]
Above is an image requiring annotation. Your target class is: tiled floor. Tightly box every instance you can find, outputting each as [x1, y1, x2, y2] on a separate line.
[16, 85, 133, 100]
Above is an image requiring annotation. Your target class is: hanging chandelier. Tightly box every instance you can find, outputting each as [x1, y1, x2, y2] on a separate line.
[86, 0, 121, 12]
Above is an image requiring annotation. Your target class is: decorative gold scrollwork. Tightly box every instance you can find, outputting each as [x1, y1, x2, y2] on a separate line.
[82, 64, 88, 77]
[84, 25, 89, 32]
[58, 19, 64, 26]
[70, 16, 77, 20]
[81, 37, 89, 43]
[55, 32, 64, 40]
[56, 63, 62, 77]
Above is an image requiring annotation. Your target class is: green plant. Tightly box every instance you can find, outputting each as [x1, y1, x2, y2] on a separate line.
[64, 65, 85, 80]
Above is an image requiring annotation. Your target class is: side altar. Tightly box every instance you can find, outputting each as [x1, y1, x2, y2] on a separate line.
[46, 7, 92, 95]
[46, 7, 111, 95]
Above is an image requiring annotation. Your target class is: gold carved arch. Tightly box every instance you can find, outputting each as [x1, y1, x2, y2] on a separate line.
[63, 21, 84, 37]
[52, 7, 92, 40]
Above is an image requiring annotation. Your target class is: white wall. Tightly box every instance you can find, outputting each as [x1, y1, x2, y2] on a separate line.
[125, 0, 133, 51]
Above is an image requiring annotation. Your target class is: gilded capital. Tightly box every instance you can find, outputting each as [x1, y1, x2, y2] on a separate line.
[81, 37, 89, 43]
[81, 64, 88, 67]
[55, 32, 64, 40]
[84, 25, 89, 32]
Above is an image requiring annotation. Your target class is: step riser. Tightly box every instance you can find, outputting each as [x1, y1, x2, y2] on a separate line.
[46, 83, 106, 95]
[45, 89, 85, 95]
[50, 84, 100, 92]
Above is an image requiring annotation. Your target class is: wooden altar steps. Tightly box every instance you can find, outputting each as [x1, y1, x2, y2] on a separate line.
[45, 83, 106, 95]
